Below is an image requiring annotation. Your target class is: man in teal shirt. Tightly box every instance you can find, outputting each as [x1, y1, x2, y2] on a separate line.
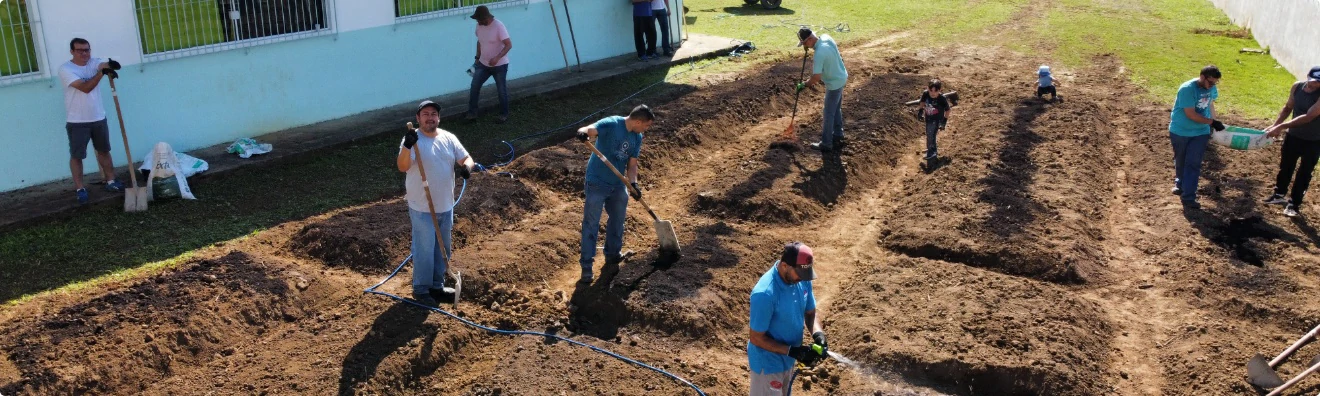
[795, 27, 849, 152]
[1168, 65, 1225, 209]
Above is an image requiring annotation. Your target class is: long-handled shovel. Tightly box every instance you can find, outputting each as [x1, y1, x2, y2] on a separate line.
[1266, 357, 1320, 396]
[406, 122, 461, 308]
[1249, 323, 1320, 388]
[107, 75, 148, 212]
[771, 49, 810, 150]
[546, 0, 571, 72]
[582, 141, 681, 264]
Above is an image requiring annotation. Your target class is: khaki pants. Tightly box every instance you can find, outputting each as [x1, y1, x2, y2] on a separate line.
[749, 370, 793, 396]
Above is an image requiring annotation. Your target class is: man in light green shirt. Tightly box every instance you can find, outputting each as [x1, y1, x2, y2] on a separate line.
[796, 27, 849, 152]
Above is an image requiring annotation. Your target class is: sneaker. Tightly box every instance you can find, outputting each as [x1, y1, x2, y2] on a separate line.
[809, 142, 833, 152]
[1182, 200, 1201, 210]
[1264, 193, 1289, 205]
[832, 136, 846, 147]
[1285, 203, 1300, 217]
[75, 188, 89, 205]
[1170, 186, 1182, 196]
[104, 180, 124, 193]
[579, 268, 593, 283]
[412, 291, 439, 307]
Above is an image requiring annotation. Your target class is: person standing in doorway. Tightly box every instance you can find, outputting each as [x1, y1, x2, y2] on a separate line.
[747, 242, 828, 396]
[59, 38, 123, 205]
[651, 0, 673, 57]
[1263, 66, 1320, 217]
[398, 100, 476, 306]
[1168, 65, 1225, 209]
[466, 6, 513, 124]
[575, 105, 656, 283]
[631, 0, 658, 61]
[795, 27, 849, 152]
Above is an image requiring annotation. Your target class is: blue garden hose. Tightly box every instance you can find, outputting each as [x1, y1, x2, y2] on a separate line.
[361, 179, 707, 395]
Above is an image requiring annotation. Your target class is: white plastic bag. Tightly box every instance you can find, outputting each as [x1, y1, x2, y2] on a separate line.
[226, 138, 273, 158]
[144, 142, 196, 200]
[139, 151, 208, 178]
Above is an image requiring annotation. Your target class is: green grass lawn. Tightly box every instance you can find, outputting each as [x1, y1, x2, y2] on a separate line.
[684, 0, 1294, 119]
[0, 66, 691, 305]
[396, 0, 503, 18]
[135, 0, 227, 54]
[0, 1, 39, 76]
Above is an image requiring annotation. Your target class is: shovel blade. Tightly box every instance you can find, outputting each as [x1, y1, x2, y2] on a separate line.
[453, 271, 462, 308]
[653, 219, 681, 263]
[1249, 353, 1286, 389]
[124, 187, 148, 212]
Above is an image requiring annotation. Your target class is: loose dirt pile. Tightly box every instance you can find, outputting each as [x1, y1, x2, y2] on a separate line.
[6, 40, 1320, 396]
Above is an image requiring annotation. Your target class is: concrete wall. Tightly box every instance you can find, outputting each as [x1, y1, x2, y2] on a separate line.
[1210, 0, 1320, 80]
[0, 0, 683, 191]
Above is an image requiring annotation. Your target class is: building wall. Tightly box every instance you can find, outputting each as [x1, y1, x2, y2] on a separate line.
[0, 0, 683, 191]
[1210, 0, 1320, 80]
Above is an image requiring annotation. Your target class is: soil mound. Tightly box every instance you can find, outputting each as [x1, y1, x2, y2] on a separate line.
[829, 257, 1114, 395]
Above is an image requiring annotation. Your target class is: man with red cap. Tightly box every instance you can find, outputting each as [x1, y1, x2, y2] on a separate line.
[746, 242, 827, 395]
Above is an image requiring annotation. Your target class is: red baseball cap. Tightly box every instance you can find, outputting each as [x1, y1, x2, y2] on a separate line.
[780, 242, 816, 280]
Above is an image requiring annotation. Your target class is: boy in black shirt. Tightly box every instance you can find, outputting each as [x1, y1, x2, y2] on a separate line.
[917, 79, 951, 167]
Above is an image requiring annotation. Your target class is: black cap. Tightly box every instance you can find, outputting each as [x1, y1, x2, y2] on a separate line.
[1309, 66, 1320, 82]
[470, 5, 493, 20]
[416, 100, 441, 115]
[779, 242, 817, 281]
[797, 27, 814, 47]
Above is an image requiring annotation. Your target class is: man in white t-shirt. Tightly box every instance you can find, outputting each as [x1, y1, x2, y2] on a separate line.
[397, 100, 477, 307]
[465, 6, 513, 124]
[59, 38, 123, 205]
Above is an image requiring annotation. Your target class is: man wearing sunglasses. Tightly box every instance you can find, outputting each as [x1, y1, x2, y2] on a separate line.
[747, 242, 828, 395]
[59, 38, 122, 205]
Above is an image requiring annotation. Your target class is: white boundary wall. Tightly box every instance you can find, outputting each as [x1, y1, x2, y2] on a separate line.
[1210, 0, 1320, 79]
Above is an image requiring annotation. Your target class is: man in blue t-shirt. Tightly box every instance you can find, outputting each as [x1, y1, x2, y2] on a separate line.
[794, 27, 849, 152]
[574, 105, 655, 283]
[747, 242, 828, 396]
[1168, 65, 1225, 209]
[631, 0, 658, 60]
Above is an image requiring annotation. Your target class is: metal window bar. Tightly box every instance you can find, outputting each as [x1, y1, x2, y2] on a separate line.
[395, 0, 527, 23]
[0, 0, 42, 85]
[134, 0, 335, 63]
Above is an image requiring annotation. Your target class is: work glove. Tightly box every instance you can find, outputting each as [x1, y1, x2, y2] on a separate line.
[403, 130, 419, 149]
[101, 69, 119, 79]
[576, 130, 590, 142]
[456, 163, 472, 179]
[1210, 119, 1225, 132]
[939, 119, 947, 131]
[106, 58, 121, 70]
[795, 82, 806, 93]
[629, 182, 643, 201]
[787, 344, 825, 366]
[812, 331, 828, 350]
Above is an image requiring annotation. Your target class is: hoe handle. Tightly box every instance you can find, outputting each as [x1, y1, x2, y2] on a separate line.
[583, 140, 658, 221]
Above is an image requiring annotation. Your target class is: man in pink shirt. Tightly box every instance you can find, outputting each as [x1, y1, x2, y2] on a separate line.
[466, 6, 513, 124]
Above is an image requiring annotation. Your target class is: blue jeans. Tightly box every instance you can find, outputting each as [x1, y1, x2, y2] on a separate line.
[410, 208, 454, 294]
[820, 88, 845, 148]
[580, 181, 628, 270]
[652, 8, 673, 54]
[467, 63, 509, 118]
[1170, 133, 1210, 202]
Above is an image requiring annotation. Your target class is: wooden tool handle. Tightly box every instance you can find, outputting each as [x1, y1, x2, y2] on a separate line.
[583, 140, 658, 220]
[108, 78, 140, 189]
[1268, 358, 1320, 396]
[407, 122, 452, 267]
[1271, 323, 1320, 367]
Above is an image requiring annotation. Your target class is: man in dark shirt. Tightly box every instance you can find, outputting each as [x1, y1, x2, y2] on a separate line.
[1264, 66, 1320, 217]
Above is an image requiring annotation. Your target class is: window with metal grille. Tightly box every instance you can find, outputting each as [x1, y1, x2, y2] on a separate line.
[134, 0, 336, 62]
[1, 0, 43, 85]
[395, 0, 526, 23]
